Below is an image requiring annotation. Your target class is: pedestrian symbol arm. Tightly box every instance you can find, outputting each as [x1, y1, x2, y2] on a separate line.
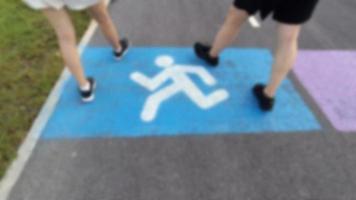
[130, 71, 170, 91]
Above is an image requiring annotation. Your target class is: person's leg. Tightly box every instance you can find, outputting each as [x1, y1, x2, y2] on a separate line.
[43, 8, 88, 88]
[209, 6, 249, 57]
[264, 24, 301, 97]
[194, 5, 249, 66]
[88, 1, 121, 50]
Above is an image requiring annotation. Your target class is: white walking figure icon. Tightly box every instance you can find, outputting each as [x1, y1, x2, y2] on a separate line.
[130, 55, 230, 122]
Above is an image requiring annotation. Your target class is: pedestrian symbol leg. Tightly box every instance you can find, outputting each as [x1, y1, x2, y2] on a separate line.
[141, 84, 181, 122]
[182, 81, 229, 109]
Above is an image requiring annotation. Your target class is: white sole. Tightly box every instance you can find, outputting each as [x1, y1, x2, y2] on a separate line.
[81, 80, 96, 103]
[82, 94, 95, 103]
[114, 43, 130, 61]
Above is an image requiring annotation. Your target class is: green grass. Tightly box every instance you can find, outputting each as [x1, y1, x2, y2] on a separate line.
[0, 0, 90, 178]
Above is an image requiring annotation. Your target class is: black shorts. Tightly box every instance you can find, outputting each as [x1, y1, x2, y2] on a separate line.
[233, 0, 319, 24]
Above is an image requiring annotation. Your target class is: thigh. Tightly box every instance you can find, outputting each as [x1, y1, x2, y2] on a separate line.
[229, 5, 250, 20]
[87, 0, 107, 20]
[42, 8, 76, 39]
[224, 5, 250, 27]
[277, 23, 301, 43]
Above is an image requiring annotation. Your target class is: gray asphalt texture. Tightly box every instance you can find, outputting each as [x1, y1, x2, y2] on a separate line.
[8, 0, 356, 199]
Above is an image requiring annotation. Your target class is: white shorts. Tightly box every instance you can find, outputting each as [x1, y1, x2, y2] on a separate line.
[23, 0, 101, 10]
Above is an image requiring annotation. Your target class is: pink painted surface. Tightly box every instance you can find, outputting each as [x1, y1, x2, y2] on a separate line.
[294, 50, 356, 132]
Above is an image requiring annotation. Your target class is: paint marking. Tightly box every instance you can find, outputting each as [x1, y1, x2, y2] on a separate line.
[0, 0, 111, 199]
[130, 55, 229, 122]
[294, 50, 356, 132]
[248, 16, 261, 28]
[40, 47, 320, 138]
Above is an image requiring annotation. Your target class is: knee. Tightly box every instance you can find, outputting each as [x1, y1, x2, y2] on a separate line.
[93, 11, 110, 25]
[57, 30, 76, 44]
[224, 6, 247, 27]
[279, 28, 300, 45]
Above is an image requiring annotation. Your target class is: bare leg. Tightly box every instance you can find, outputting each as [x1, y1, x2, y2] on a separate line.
[43, 8, 88, 87]
[264, 24, 301, 97]
[209, 6, 249, 57]
[88, 1, 121, 50]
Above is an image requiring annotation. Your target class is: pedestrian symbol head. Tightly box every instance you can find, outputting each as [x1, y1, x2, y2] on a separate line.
[155, 55, 174, 68]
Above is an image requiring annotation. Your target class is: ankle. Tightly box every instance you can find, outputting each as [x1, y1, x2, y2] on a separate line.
[115, 45, 122, 53]
[263, 86, 275, 99]
[80, 80, 90, 91]
[209, 50, 218, 59]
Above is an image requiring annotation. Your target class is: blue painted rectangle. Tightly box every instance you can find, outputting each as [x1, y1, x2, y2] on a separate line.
[41, 47, 320, 139]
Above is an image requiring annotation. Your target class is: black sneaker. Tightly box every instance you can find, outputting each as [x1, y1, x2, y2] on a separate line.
[253, 84, 275, 111]
[113, 38, 130, 60]
[194, 42, 219, 66]
[80, 77, 96, 103]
